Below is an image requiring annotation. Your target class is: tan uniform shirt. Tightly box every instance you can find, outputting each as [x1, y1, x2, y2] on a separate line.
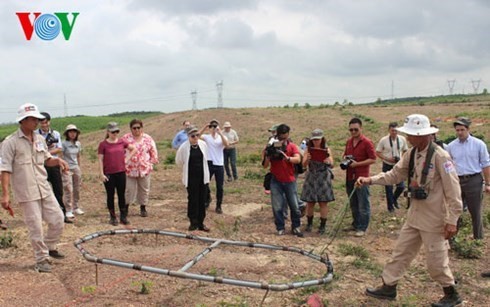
[0, 129, 53, 202]
[371, 143, 462, 232]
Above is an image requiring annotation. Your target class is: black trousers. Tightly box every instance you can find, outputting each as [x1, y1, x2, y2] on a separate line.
[46, 165, 65, 213]
[103, 172, 127, 217]
[187, 181, 207, 227]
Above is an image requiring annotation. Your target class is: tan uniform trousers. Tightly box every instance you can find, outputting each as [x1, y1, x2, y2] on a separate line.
[382, 223, 455, 287]
[62, 165, 82, 212]
[125, 175, 151, 206]
[20, 194, 64, 262]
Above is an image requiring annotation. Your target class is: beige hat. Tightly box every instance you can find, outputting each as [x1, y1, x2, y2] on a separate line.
[310, 129, 324, 140]
[64, 124, 80, 133]
[223, 121, 231, 128]
[397, 114, 438, 136]
[106, 122, 120, 132]
[186, 125, 199, 135]
[16, 103, 45, 123]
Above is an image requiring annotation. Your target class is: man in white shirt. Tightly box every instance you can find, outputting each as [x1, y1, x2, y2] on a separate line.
[376, 122, 408, 212]
[199, 119, 229, 214]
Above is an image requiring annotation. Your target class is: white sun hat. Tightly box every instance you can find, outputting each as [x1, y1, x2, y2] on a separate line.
[16, 103, 45, 123]
[396, 114, 439, 136]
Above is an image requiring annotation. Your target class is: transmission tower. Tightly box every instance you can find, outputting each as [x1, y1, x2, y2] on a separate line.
[216, 80, 223, 108]
[391, 80, 394, 100]
[191, 90, 197, 110]
[447, 80, 456, 95]
[471, 79, 481, 94]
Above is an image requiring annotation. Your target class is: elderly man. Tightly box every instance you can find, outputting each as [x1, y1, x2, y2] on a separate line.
[222, 121, 239, 182]
[1, 103, 69, 273]
[447, 117, 490, 240]
[357, 114, 462, 307]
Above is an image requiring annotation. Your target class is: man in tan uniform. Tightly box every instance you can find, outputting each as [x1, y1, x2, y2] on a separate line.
[0, 103, 69, 273]
[357, 114, 463, 307]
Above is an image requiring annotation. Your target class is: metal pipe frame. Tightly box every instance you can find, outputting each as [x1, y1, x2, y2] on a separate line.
[74, 229, 334, 292]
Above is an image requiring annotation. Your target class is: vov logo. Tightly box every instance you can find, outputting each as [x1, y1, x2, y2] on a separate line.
[16, 12, 80, 41]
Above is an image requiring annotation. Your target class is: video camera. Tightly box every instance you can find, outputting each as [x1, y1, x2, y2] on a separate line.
[45, 133, 59, 147]
[403, 187, 428, 200]
[340, 155, 355, 170]
[265, 137, 286, 161]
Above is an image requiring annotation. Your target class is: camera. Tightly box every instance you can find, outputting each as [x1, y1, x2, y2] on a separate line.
[393, 156, 400, 163]
[340, 155, 355, 170]
[45, 133, 59, 147]
[266, 138, 286, 160]
[404, 187, 428, 200]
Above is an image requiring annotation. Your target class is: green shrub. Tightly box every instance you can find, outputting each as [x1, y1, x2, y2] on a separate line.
[0, 231, 15, 249]
[164, 152, 176, 165]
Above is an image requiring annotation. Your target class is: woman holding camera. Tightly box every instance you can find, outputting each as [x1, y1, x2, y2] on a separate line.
[300, 129, 334, 234]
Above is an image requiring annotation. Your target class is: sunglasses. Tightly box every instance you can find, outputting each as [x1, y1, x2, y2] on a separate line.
[190, 134, 200, 138]
[349, 128, 359, 132]
[110, 130, 120, 134]
[132, 126, 141, 130]
[209, 125, 218, 128]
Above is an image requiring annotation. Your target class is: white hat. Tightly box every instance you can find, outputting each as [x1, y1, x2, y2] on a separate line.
[223, 121, 231, 128]
[16, 103, 45, 122]
[64, 124, 80, 133]
[396, 114, 439, 136]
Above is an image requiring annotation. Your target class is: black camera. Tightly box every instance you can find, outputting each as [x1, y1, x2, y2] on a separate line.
[266, 138, 286, 161]
[340, 155, 355, 170]
[393, 156, 400, 163]
[404, 187, 428, 200]
[45, 133, 59, 147]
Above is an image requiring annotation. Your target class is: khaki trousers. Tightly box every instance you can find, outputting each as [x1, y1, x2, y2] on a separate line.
[382, 223, 455, 287]
[62, 165, 82, 212]
[125, 175, 151, 206]
[20, 194, 64, 262]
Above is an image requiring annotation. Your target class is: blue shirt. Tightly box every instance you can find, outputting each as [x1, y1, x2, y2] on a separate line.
[172, 130, 187, 149]
[447, 135, 490, 176]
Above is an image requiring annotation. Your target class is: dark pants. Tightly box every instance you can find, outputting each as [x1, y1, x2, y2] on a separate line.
[187, 182, 207, 227]
[346, 180, 371, 231]
[459, 174, 484, 239]
[208, 161, 224, 206]
[103, 172, 127, 217]
[45, 165, 65, 214]
[223, 148, 238, 180]
[382, 162, 405, 211]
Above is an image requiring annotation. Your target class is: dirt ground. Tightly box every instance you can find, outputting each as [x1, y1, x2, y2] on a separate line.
[0, 102, 489, 306]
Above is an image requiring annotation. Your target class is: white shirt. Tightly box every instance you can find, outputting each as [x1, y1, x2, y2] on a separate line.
[376, 134, 408, 165]
[202, 134, 227, 166]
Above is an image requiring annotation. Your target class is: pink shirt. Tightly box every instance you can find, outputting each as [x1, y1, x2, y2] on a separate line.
[98, 139, 129, 174]
[122, 133, 159, 177]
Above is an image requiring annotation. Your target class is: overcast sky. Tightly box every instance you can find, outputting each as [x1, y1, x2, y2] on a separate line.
[1, 0, 489, 123]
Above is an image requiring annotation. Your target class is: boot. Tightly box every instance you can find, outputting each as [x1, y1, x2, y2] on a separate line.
[140, 205, 148, 217]
[215, 202, 223, 214]
[365, 283, 397, 301]
[120, 205, 131, 225]
[318, 218, 327, 234]
[431, 286, 462, 307]
[305, 216, 313, 232]
[109, 210, 118, 226]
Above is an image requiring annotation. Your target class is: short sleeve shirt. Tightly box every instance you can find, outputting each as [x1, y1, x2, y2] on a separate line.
[270, 141, 299, 183]
[0, 129, 54, 202]
[62, 140, 82, 169]
[122, 133, 159, 177]
[98, 139, 129, 174]
[344, 135, 376, 180]
[223, 129, 239, 149]
[202, 134, 227, 166]
[376, 134, 408, 165]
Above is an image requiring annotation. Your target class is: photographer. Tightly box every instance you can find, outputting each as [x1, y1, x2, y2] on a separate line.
[357, 114, 463, 306]
[262, 124, 303, 237]
[376, 122, 408, 212]
[343, 117, 376, 237]
[38, 112, 71, 223]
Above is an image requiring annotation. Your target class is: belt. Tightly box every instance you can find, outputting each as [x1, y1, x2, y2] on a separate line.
[458, 173, 480, 179]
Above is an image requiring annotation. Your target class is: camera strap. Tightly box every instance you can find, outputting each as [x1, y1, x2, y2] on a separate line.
[389, 136, 400, 158]
[407, 142, 436, 207]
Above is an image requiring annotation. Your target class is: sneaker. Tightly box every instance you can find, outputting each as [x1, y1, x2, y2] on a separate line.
[277, 229, 285, 236]
[35, 259, 52, 273]
[292, 228, 304, 238]
[74, 208, 85, 215]
[355, 230, 365, 237]
[140, 207, 148, 217]
[65, 211, 75, 218]
[393, 201, 400, 209]
[49, 250, 65, 259]
[109, 217, 118, 226]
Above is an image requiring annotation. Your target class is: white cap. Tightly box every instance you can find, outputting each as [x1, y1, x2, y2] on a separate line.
[396, 114, 439, 136]
[16, 103, 45, 123]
